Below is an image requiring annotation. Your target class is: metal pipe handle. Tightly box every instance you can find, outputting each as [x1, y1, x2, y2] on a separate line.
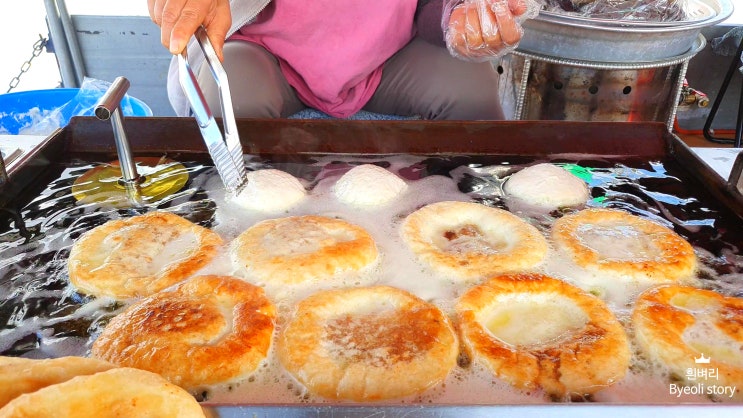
[95, 77, 131, 120]
[94, 77, 140, 185]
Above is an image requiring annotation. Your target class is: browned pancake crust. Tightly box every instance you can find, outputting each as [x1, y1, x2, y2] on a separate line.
[68, 211, 223, 299]
[633, 285, 743, 399]
[231, 215, 378, 285]
[0, 356, 115, 408]
[0, 368, 204, 417]
[551, 208, 696, 283]
[457, 273, 630, 396]
[277, 286, 458, 401]
[91, 275, 276, 390]
[401, 201, 548, 279]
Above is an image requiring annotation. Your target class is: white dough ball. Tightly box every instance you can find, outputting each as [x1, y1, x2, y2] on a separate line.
[334, 164, 407, 207]
[232, 169, 306, 212]
[504, 163, 589, 210]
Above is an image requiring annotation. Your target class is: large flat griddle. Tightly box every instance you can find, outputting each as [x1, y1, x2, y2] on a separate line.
[7, 117, 742, 217]
[1, 117, 742, 417]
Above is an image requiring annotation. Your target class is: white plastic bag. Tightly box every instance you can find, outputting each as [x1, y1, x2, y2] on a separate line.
[540, 0, 690, 22]
[19, 78, 139, 136]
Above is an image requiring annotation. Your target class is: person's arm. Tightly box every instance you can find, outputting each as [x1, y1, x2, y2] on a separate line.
[148, 0, 232, 60]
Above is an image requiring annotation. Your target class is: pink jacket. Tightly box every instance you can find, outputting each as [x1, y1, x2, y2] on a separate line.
[166, 0, 445, 117]
[230, 0, 417, 117]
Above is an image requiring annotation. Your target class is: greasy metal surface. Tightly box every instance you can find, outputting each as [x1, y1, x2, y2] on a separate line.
[0, 117, 736, 219]
[0, 132, 62, 208]
[668, 135, 743, 219]
[6, 117, 740, 219]
[57, 117, 670, 158]
[1, 117, 742, 417]
[70, 156, 189, 207]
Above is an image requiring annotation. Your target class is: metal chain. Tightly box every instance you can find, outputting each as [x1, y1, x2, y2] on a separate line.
[6, 35, 48, 93]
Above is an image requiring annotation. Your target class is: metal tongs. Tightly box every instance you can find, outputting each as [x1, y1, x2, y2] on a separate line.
[178, 26, 247, 194]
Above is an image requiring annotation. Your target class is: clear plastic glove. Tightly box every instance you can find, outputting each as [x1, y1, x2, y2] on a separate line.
[444, 0, 539, 62]
[147, 0, 231, 60]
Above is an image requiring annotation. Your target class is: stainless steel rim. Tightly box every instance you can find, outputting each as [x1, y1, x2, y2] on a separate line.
[514, 33, 707, 70]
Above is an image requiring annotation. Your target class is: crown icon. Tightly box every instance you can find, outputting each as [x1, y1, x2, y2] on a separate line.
[695, 353, 711, 364]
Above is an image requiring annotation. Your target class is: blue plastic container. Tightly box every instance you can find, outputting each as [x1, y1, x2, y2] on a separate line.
[0, 88, 152, 135]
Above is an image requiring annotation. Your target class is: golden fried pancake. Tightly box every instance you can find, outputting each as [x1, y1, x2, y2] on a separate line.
[68, 211, 223, 300]
[633, 285, 743, 400]
[91, 275, 275, 391]
[400, 201, 548, 279]
[277, 286, 458, 401]
[0, 367, 204, 418]
[231, 215, 378, 285]
[0, 356, 115, 408]
[550, 208, 696, 299]
[456, 273, 630, 396]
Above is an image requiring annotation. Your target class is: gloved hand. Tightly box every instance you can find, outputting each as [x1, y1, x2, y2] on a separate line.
[444, 0, 538, 62]
[147, 0, 231, 60]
